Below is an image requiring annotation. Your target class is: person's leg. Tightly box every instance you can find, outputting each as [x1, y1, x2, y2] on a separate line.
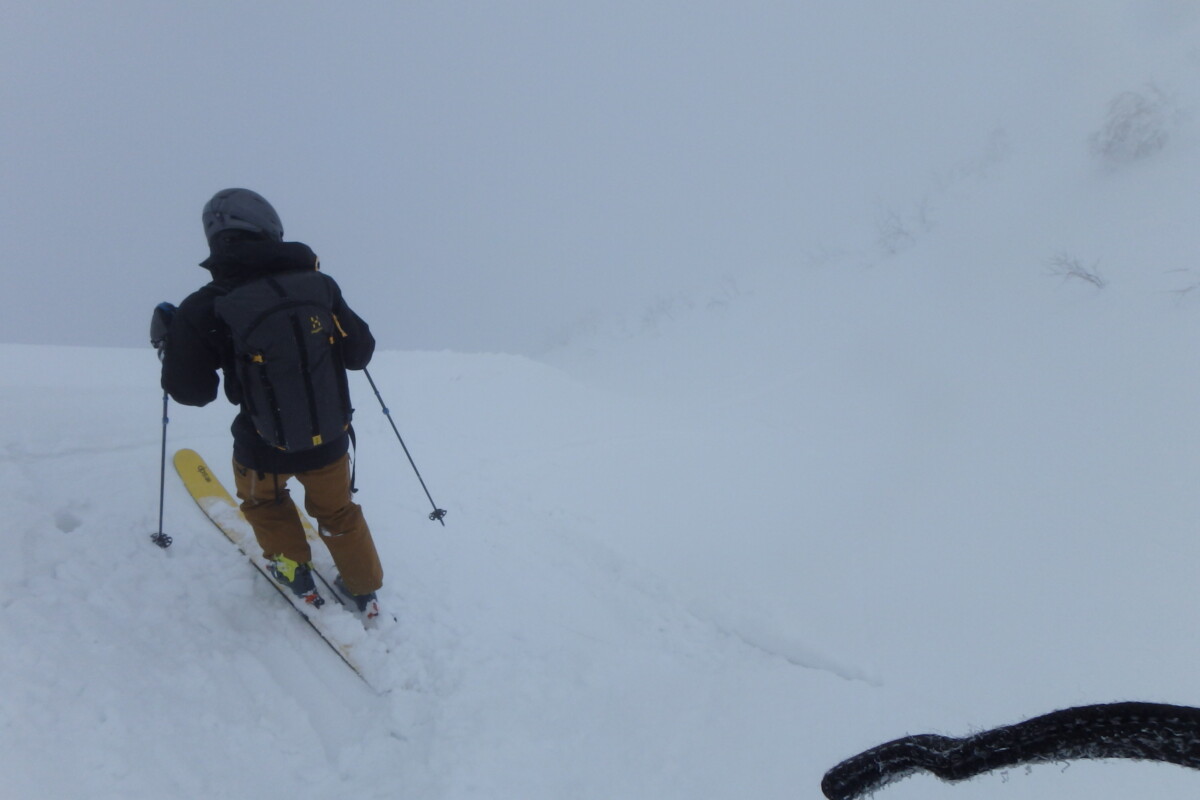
[232, 459, 312, 566]
[295, 454, 383, 596]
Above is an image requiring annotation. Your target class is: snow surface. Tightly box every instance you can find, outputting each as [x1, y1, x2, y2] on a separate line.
[9, 6, 1200, 800]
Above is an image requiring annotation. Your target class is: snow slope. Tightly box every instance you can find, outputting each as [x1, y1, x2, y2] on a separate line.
[8, 4, 1200, 799]
[0, 346, 883, 799]
[7, 214, 1200, 799]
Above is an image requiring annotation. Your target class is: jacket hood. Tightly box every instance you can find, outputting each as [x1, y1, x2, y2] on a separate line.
[200, 238, 319, 285]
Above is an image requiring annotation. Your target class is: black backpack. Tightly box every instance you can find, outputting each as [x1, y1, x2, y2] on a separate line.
[213, 270, 352, 451]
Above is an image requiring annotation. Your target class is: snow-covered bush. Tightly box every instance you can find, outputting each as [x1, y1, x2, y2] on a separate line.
[1089, 85, 1176, 163]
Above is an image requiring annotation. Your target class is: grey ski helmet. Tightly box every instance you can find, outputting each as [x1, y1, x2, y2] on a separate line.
[202, 188, 284, 242]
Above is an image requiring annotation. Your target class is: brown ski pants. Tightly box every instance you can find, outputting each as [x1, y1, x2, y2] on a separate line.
[232, 453, 384, 596]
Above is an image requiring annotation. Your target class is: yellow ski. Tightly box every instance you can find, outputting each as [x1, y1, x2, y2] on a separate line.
[173, 448, 379, 691]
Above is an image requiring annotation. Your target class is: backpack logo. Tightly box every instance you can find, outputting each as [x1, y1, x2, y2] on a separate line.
[310, 315, 324, 334]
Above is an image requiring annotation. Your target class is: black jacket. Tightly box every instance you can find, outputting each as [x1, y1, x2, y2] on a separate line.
[161, 236, 375, 474]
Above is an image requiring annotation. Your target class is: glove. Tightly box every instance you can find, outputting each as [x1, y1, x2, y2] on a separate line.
[150, 302, 177, 356]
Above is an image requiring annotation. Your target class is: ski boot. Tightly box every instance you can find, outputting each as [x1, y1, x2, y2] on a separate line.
[268, 555, 324, 607]
[335, 575, 380, 620]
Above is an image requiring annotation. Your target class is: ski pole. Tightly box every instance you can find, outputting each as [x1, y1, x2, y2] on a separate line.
[149, 302, 176, 548]
[363, 368, 447, 525]
[151, 391, 173, 548]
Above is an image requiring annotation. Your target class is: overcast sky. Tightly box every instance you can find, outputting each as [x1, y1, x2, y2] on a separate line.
[2, 1, 1191, 354]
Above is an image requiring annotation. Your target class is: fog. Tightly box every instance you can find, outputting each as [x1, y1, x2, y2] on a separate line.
[5, 1, 1186, 355]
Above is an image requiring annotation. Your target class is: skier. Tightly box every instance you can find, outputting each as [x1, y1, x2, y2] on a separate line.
[154, 188, 383, 618]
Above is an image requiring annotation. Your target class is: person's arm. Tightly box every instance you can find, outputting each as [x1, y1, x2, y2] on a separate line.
[160, 290, 224, 406]
[328, 278, 376, 370]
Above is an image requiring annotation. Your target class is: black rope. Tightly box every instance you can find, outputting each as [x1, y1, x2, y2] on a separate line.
[822, 702, 1200, 800]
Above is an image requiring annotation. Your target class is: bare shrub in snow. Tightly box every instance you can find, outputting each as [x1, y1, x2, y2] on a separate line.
[705, 276, 742, 312]
[875, 199, 933, 257]
[1166, 268, 1200, 301]
[1047, 253, 1106, 288]
[640, 295, 692, 331]
[1090, 85, 1176, 163]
